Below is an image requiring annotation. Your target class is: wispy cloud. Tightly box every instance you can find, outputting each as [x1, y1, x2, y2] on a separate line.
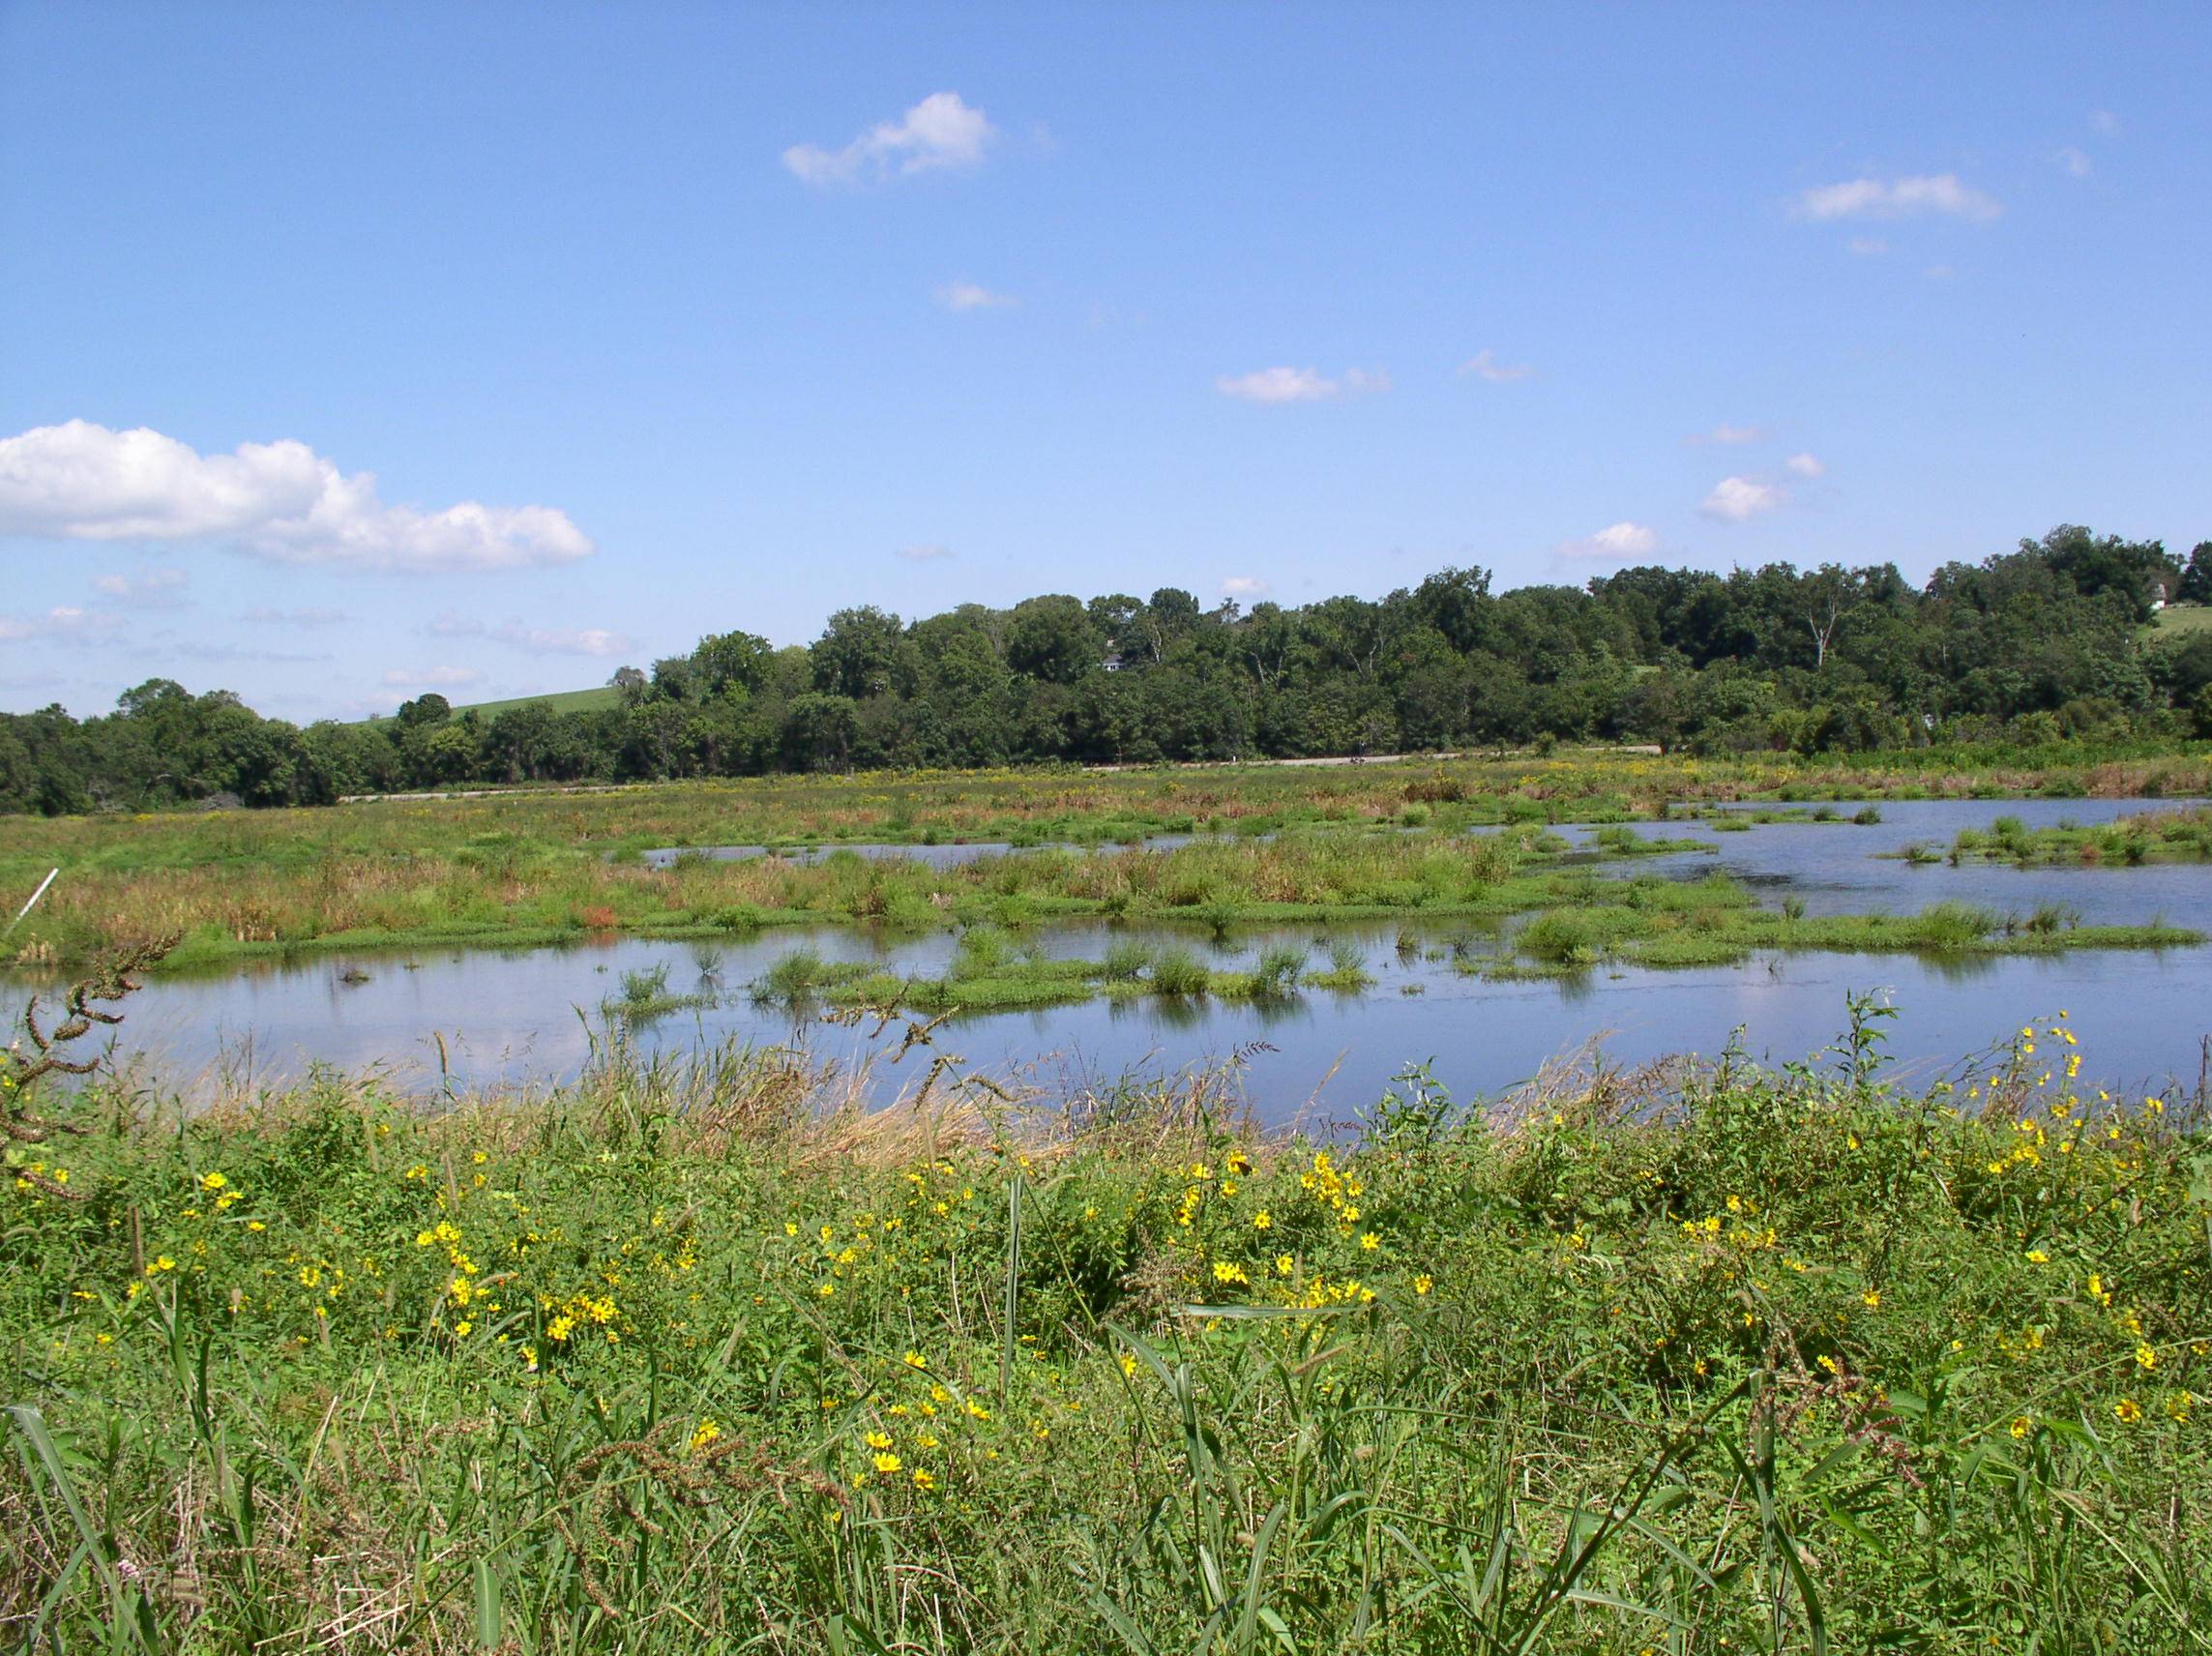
[242, 605, 348, 627]
[1218, 368, 1335, 403]
[2057, 146, 2093, 179]
[1848, 236, 1890, 256]
[897, 543, 955, 562]
[1458, 349, 1533, 383]
[1785, 453, 1826, 479]
[0, 420, 593, 573]
[1554, 521, 1660, 561]
[425, 612, 633, 657]
[1701, 476, 1787, 522]
[0, 605, 127, 645]
[382, 665, 485, 691]
[2090, 110, 2120, 133]
[167, 639, 334, 665]
[783, 92, 995, 186]
[1688, 423, 1765, 446]
[1789, 173, 2003, 223]
[936, 281, 1015, 311]
[91, 567, 190, 608]
[1215, 366, 1389, 404]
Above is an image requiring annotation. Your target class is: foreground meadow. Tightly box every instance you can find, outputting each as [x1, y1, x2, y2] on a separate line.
[6, 992, 2209, 1652]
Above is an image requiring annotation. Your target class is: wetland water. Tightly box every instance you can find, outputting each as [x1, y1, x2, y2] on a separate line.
[108, 799, 2212, 1121]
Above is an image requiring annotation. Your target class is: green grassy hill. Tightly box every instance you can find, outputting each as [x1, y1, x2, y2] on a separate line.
[448, 686, 623, 719]
[2152, 603, 2212, 636]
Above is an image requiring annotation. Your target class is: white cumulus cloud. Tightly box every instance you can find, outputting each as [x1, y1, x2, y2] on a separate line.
[1555, 522, 1660, 561]
[1458, 349, 1534, 383]
[1220, 577, 1269, 598]
[936, 281, 1015, 311]
[1789, 173, 2003, 223]
[1785, 453, 1826, 479]
[1702, 476, 1787, 521]
[783, 92, 995, 186]
[0, 421, 594, 574]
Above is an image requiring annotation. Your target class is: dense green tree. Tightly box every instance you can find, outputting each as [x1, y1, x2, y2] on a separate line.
[781, 692, 861, 771]
[811, 606, 912, 700]
[2176, 542, 2212, 606]
[394, 693, 453, 729]
[5, 521, 2208, 814]
[1005, 595, 1101, 685]
[691, 630, 775, 697]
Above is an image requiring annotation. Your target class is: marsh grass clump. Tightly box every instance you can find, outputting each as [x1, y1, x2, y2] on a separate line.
[1252, 941, 1308, 997]
[603, 960, 720, 1021]
[1907, 901, 2001, 951]
[1518, 909, 1603, 966]
[1100, 938, 1155, 981]
[1301, 935, 1372, 990]
[951, 923, 1016, 977]
[757, 946, 832, 1000]
[1146, 947, 1209, 996]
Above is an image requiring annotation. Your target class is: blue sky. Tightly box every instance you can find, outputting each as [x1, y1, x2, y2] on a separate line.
[3, 2, 2207, 721]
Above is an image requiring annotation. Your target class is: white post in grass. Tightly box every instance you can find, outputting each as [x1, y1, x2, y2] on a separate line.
[5, 868, 59, 939]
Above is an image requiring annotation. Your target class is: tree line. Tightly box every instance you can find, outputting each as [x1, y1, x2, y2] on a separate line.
[7, 526, 2212, 814]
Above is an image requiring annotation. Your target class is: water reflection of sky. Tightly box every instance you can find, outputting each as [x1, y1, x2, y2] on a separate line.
[110, 798, 2212, 1121]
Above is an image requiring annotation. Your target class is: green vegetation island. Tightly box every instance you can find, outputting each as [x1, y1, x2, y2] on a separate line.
[7, 754, 2212, 980]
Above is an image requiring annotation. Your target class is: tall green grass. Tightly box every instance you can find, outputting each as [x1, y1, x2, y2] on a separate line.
[4, 1018, 2207, 1651]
